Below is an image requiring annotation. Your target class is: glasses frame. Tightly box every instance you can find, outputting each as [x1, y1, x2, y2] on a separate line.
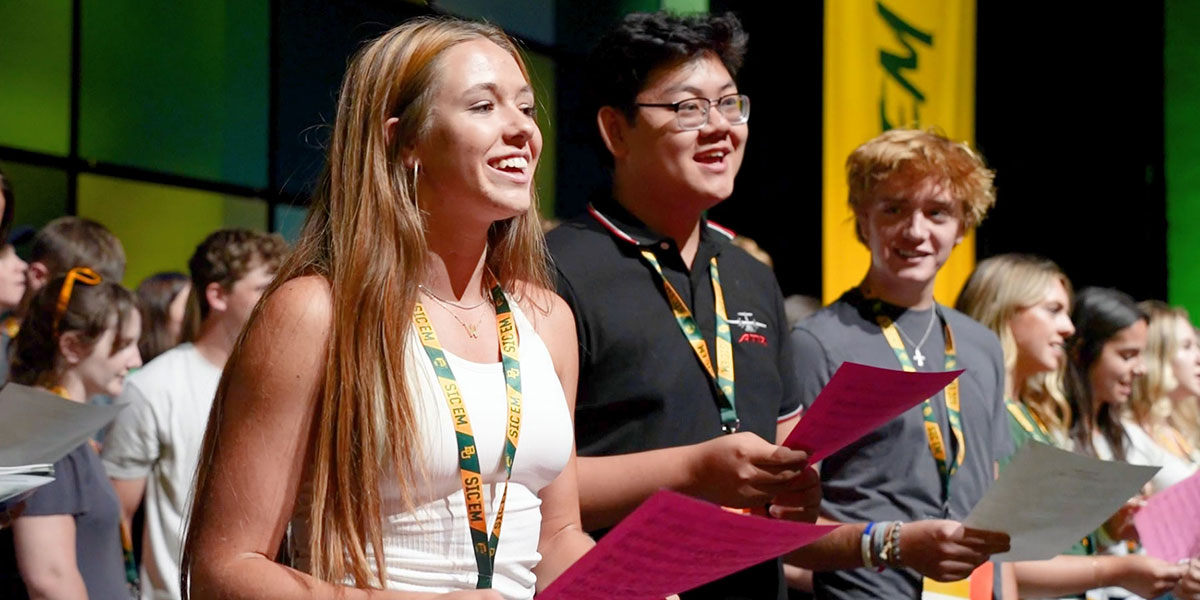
[634, 93, 751, 131]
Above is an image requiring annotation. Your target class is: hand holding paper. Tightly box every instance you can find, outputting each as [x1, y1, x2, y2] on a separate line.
[964, 441, 1160, 561]
[537, 490, 837, 600]
[783, 362, 963, 462]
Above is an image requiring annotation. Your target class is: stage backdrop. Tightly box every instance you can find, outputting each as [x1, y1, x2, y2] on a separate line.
[822, 0, 977, 305]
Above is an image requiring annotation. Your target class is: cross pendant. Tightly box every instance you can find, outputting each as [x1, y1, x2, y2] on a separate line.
[912, 348, 926, 368]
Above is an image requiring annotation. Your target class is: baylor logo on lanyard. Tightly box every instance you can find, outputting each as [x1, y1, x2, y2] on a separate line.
[639, 249, 739, 434]
[412, 278, 522, 590]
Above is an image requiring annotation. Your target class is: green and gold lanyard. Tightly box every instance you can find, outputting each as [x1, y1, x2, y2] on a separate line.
[412, 280, 522, 590]
[874, 306, 964, 500]
[640, 250, 739, 433]
[1006, 398, 1051, 444]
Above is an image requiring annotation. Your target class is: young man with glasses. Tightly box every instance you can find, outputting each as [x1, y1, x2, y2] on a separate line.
[546, 12, 819, 599]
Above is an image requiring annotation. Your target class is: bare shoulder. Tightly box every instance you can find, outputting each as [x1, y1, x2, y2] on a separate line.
[515, 284, 575, 343]
[250, 275, 333, 342]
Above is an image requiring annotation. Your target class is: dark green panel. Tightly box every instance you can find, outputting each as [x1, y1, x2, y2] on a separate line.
[79, 1, 269, 187]
[1166, 0, 1200, 320]
[0, 1, 71, 155]
[273, 204, 307, 244]
[2, 162, 69, 231]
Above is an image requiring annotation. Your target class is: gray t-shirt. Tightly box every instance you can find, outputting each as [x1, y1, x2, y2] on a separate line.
[790, 289, 1013, 599]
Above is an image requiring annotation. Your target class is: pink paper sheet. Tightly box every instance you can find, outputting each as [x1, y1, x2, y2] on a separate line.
[783, 362, 964, 463]
[538, 490, 837, 600]
[1136, 468, 1200, 561]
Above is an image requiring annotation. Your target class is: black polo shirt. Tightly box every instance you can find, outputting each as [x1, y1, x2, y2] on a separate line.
[547, 196, 801, 600]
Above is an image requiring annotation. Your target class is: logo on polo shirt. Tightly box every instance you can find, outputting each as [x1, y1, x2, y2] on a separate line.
[730, 312, 768, 346]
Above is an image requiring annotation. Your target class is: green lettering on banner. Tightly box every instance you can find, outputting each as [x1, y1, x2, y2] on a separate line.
[876, 1, 933, 130]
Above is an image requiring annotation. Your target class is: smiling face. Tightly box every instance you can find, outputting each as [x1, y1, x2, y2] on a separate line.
[409, 39, 541, 227]
[608, 52, 747, 213]
[1089, 319, 1149, 406]
[74, 311, 142, 398]
[1010, 278, 1075, 377]
[858, 175, 965, 290]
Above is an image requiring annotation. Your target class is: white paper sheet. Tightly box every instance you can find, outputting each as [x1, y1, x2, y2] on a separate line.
[0, 474, 55, 503]
[0, 383, 124, 468]
[964, 441, 1160, 561]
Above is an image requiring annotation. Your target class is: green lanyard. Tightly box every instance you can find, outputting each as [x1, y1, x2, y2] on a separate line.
[412, 281, 522, 590]
[640, 250, 739, 433]
[873, 304, 964, 500]
[1005, 398, 1052, 444]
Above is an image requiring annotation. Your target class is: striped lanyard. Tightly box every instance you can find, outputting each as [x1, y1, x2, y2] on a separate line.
[639, 250, 738, 433]
[412, 281, 522, 590]
[1005, 398, 1051, 443]
[875, 306, 964, 500]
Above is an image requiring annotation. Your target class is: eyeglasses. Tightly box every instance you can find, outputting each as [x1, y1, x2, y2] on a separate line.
[634, 93, 751, 131]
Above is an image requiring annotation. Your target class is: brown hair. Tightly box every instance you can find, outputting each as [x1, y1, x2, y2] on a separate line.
[135, 271, 190, 363]
[846, 129, 996, 243]
[957, 254, 1074, 437]
[30, 216, 126, 283]
[11, 274, 137, 388]
[184, 229, 289, 328]
[184, 16, 550, 591]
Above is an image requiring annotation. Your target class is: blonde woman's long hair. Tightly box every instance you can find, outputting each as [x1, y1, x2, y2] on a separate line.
[1130, 301, 1200, 450]
[956, 253, 1073, 438]
[183, 16, 550, 591]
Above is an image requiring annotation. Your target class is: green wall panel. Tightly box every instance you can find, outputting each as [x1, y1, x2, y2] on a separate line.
[79, 1, 269, 187]
[0, 1, 71, 155]
[77, 174, 267, 289]
[1166, 0, 1200, 321]
[272, 204, 307, 245]
[525, 50, 557, 219]
[660, 0, 708, 13]
[2, 162, 70, 233]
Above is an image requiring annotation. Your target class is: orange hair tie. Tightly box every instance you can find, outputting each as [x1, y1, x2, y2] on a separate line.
[53, 267, 103, 334]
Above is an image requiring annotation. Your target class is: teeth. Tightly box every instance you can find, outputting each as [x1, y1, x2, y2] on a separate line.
[699, 151, 726, 159]
[494, 157, 527, 170]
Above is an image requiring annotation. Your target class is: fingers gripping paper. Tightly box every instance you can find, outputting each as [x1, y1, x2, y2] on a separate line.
[538, 490, 837, 600]
[783, 362, 963, 462]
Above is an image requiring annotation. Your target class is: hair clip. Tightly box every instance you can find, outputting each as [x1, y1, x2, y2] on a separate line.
[53, 267, 102, 334]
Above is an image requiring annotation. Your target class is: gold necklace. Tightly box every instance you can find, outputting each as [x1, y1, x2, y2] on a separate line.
[419, 287, 490, 338]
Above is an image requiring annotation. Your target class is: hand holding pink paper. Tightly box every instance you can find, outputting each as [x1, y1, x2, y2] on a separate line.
[1136, 469, 1200, 562]
[782, 362, 963, 462]
[537, 490, 836, 600]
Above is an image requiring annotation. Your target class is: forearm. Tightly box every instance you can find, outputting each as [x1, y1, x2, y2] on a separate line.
[1013, 555, 1114, 596]
[785, 521, 868, 572]
[188, 553, 419, 600]
[1001, 562, 1017, 600]
[533, 524, 594, 592]
[576, 449, 697, 531]
[24, 569, 87, 600]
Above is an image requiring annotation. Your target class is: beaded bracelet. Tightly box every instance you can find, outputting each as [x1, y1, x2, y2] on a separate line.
[887, 521, 903, 568]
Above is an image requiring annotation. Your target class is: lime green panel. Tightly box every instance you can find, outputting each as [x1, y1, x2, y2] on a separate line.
[222, 197, 268, 230]
[273, 204, 308, 245]
[79, 1, 269, 187]
[76, 174, 265, 289]
[0, 1, 71, 155]
[1166, 0, 1200, 321]
[525, 50, 557, 219]
[2, 162, 69, 231]
[660, 0, 708, 13]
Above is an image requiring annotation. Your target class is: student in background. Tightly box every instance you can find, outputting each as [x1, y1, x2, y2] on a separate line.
[134, 271, 190, 364]
[958, 254, 1186, 599]
[0, 268, 142, 598]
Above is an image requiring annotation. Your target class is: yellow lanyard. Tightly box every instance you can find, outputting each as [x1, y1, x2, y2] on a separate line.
[875, 307, 964, 499]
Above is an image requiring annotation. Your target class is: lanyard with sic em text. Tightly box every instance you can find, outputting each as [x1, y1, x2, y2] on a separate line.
[873, 303, 964, 500]
[640, 249, 739, 434]
[412, 280, 521, 590]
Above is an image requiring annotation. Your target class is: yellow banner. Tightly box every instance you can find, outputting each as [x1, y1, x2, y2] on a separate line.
[822, 0, 977, 306]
